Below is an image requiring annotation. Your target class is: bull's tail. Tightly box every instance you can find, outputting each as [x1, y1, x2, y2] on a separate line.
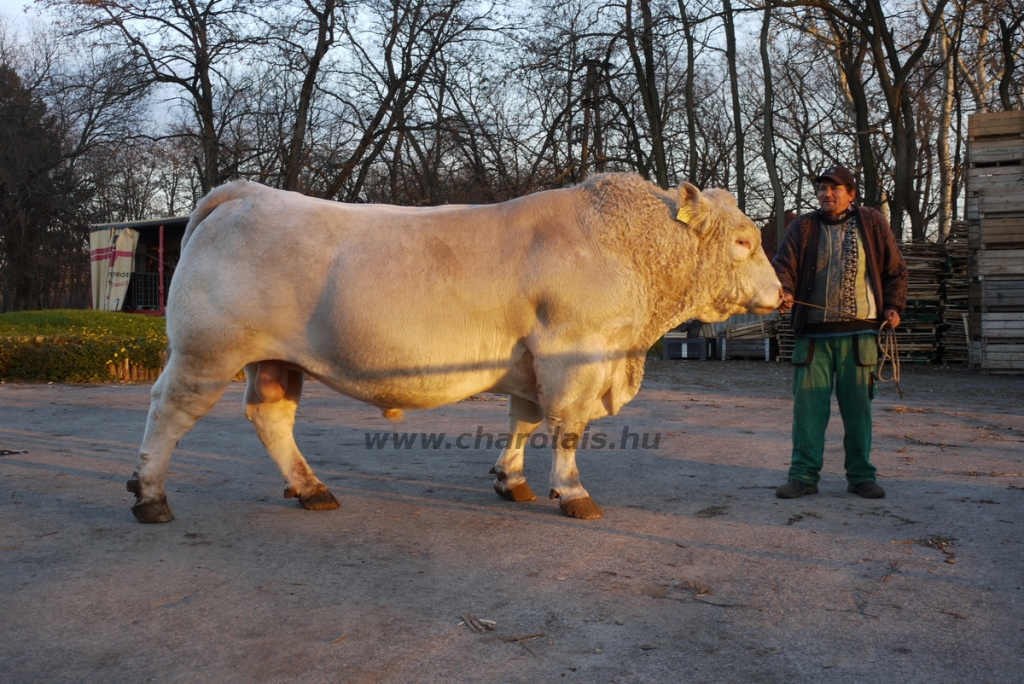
[181, 180, 258, 250]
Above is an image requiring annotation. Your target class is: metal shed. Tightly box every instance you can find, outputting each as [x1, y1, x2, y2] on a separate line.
[88, 216, 189, 315]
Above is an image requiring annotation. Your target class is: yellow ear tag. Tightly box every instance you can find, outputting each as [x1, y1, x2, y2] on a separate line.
[676, 208, 688, 223]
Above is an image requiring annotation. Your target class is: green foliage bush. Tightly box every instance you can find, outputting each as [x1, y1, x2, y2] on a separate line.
[0, 310, 167, 383]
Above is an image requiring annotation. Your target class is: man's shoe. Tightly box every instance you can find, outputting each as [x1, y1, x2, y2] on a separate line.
[776, 479, 818, 499]
[847, 481, 885, 499]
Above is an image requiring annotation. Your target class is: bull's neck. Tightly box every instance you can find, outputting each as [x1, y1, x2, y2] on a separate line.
[634, 226, 712, 349]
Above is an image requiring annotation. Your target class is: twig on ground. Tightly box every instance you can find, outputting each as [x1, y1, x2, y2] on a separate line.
[500, 633, 545, 655]
[459, 612, 496, 633]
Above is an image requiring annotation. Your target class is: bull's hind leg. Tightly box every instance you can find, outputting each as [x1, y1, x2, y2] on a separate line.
[491, 395, 543, 502]
[128, 352, 234, 523]
[244, 362, 339, 511]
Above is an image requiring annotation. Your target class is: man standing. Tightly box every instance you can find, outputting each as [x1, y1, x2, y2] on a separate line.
[773, 165, 907, 499]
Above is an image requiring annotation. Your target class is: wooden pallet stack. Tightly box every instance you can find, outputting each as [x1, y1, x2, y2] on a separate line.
[898, 242, 945, 363]
[940, 221, 971, 364]
[719, 317, 778, 360]
[775, 312, 793, 362]
[967, 111, 1024, 373]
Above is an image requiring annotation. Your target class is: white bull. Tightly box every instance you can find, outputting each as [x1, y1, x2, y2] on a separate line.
[127, 173, 782, 523]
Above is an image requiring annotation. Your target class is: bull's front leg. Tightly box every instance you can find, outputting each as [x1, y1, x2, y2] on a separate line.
[531, 348, 608, 519]
[244, 362, 339, 511]
[491, 395, 542, 502]
[547, 418, 604, 520]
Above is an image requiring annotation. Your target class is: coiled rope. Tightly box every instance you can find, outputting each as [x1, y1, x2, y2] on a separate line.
[790, 299, 903, 398]
[875, 319, 902, 398]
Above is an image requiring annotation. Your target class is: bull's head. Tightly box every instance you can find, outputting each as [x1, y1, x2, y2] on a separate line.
[676, 182, 783, 319]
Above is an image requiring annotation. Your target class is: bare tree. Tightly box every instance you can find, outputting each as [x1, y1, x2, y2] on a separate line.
[994, 0, 1024, 109]
[759, 6, 787, 245]
[1, 21, 151, 310]
[783, 0, 950, 240]
[622, 0, 669, 187]
[312, 0, 493, 201]
[721, 0, 746, 209]
[264, 0, 340, 192]
[935, 6, 959, 241]
[57, 0, 269, 192]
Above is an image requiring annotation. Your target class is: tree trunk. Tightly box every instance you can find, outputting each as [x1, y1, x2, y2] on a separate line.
[677, 0, 699, 183]
[936, 13, 956, 242]
[997, 14, 1024, 110]
[723, 0, 745, 210]
[760, 7, 787, 246]
[283, 0, 337, 192]
[625, 0, 668, 187]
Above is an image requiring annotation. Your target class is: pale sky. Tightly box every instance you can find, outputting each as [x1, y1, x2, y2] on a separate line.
[0, 0, 52, 28]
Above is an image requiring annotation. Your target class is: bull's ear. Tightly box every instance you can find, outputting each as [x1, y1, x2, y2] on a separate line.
[676, 182, 708, 227]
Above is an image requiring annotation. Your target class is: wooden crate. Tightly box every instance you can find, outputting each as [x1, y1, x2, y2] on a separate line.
[976, 249, 1024, 277]
[971, 279, 1024, 308]
[969, 164, 1024, 188]
[981, 311, 1024, 339]
[969, 138, 1024, 165]
[967, 198, 1024, 221]
[969, 110, 1024, 139]
[968, 166, 1024, 216]
[977, 216, 1024, 247]
[981, 341, 1024, 372]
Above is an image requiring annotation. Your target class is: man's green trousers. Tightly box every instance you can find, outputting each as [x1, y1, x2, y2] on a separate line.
[789, 333, 878, 485]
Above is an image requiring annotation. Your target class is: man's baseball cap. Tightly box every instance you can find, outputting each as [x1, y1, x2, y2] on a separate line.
[815, 165, 856, 189]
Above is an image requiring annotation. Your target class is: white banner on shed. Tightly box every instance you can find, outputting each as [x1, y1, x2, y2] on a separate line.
[90, 228, 138, 311]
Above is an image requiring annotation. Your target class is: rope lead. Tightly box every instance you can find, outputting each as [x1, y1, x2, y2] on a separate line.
[788, 299, 903, 398]
[875, 320, 902, 398]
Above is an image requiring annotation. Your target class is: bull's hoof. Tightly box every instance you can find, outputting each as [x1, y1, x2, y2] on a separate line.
[494, 480, 537, 502]
[559, 496, 603, 520]
[285, 485, 340, 511]
[131, 497, 174, 524]
[299, 490, 340, 511]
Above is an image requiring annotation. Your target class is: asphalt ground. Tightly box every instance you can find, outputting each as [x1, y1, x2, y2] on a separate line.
[1, 360, 1022, 683]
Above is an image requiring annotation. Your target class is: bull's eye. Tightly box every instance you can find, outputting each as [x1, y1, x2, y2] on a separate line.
[730, 237, 753, 261]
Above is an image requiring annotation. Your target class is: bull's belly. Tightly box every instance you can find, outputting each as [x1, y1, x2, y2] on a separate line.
[296, 317, 537, 410]
[310, 364, 512, 410]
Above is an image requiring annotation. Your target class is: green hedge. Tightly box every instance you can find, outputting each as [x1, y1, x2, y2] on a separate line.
[0, 310, 168, 383]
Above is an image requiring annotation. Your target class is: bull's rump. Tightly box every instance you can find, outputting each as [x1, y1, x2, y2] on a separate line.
[168, 182, 634, 408]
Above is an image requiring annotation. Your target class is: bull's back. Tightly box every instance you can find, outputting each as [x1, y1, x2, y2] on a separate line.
[167, 183, 606, 405]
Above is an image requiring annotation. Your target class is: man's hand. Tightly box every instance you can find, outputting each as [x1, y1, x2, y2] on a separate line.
[884, 309, 900, 329]
[778, 291, 794, 314]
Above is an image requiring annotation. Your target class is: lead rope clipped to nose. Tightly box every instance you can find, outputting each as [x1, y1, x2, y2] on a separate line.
[790, 299, 903, 398]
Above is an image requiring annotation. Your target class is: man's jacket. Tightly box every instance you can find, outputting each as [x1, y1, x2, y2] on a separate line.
[772, 205, 908, 337]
